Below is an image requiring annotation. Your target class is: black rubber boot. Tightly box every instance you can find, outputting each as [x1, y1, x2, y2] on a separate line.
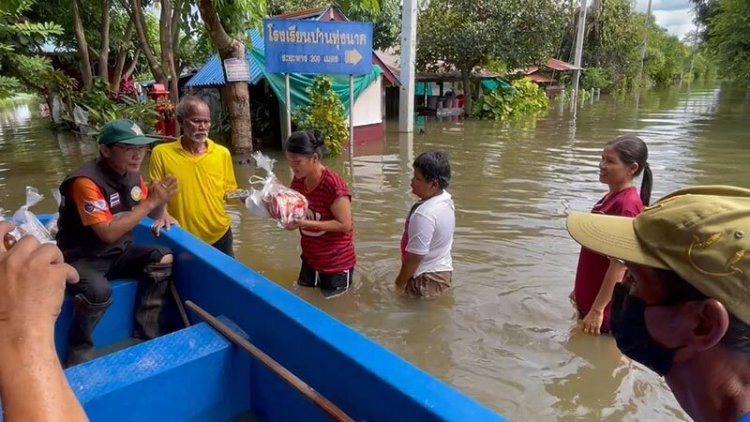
[133, 262, 172, 340]
[67, 294, 111, 367]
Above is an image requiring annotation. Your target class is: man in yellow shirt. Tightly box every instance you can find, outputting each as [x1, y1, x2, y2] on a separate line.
[149, 96, 239, 256]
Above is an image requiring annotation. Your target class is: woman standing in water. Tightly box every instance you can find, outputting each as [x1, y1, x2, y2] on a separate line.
[285, 130, 356, 297]
[572, 135, 652, 335]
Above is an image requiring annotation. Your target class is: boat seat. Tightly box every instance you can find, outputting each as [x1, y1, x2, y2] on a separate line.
[63, 318, 253, 422]
[54, 279, 139, 362]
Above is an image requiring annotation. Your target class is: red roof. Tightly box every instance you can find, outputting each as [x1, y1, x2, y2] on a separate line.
[546, 58, 580, 71]
[527, 73, 555, 84]
[273, 6, 328, 20]
[373, 51, 400, 86]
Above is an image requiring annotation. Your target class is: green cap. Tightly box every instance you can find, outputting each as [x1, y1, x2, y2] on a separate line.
[98, 119, 155, 146]
[566, 185, 750, 325]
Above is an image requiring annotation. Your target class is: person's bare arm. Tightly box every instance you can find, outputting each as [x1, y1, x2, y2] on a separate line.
[295, 197, 352, 233]
[0, 222, 88, 421]
[91, 176, 177, 243]
[395, 252, 425, 292]
[581, 259, 627, 334]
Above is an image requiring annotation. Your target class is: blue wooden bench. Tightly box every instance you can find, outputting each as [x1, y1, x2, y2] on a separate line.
[54, 279, 139, 363]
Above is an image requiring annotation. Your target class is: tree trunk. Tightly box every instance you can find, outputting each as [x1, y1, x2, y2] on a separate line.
[124, 50, 141, 79]
[197, 0, 253, 154]
[99, 0, 112, 90]
[72, 0, 93, 90]
[159, 0, 179, 106]
[130, 0, 167, 85]
[172, 0, 182, 71]
[461, 67, 472, 116]
[110, 19, 134, 94]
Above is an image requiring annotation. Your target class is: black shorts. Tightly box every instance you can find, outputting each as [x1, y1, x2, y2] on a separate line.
[297, 260, 353, 291]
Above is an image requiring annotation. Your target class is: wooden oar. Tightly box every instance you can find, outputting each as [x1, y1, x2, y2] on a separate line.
[170, 282, 191, 328]
[184, 300, 354, 422]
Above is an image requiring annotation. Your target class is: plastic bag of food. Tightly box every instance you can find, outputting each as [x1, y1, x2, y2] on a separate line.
[245, 152, 308, 229]
[45, 189, 62, 237]
[7, 186, 55, 247]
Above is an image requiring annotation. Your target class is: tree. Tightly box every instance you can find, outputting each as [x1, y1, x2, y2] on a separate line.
[640, 16, 691, 87]
[417, 0, 572, 114]
[559, 0, 644, 92]
[71, 0, 93, 89]
[197, 0, 266, 154]
[0, 0, 65, 98]
[122, 0, 182, 105]
[705, 0, 750, 83]
[28, 0, 145, 95]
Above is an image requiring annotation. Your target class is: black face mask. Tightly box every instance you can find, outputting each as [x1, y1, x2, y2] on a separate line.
[611, 282, 678, 376]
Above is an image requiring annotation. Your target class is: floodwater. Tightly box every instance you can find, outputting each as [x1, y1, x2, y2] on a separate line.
[1, 83, 748, 421]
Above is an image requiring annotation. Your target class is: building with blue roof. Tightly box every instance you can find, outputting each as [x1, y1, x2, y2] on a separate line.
[185, 6, 399, 146]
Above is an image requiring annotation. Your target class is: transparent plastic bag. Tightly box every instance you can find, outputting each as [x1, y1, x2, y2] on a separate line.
[45, 189, 62, 237]
[8, 186, 55, 246]
[245, 152, 308, 229]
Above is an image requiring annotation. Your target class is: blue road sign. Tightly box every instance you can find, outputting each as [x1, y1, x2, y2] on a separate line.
[263, 19, 373, 75]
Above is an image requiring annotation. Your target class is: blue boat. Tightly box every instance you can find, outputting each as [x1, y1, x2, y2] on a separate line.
[35, 217, 506, 421]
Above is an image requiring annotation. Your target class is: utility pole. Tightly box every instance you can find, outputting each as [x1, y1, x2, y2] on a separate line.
[570, 0, 587, 110]
[399, 0, 418, 133]
[635, 0, 653, 89]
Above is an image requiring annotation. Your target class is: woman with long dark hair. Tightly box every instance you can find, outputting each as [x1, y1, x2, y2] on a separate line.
[285, 130, 356, 297]
[572, 135, 653, 335]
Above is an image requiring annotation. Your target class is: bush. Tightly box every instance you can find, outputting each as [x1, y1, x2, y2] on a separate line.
[72, 79, 158, 133]
[292, 76, 347, 156]
[472, 77, 548, 120]
[581, 67, 611, 91]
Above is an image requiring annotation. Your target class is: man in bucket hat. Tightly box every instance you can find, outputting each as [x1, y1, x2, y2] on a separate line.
[567, 186, 750, 422]
[56, 119, 178, 366]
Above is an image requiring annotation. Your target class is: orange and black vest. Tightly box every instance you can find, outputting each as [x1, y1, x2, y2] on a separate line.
[56, 159, 144, 261]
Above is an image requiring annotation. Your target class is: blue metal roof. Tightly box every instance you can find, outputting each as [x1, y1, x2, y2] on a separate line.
[185, 30, 265, 88]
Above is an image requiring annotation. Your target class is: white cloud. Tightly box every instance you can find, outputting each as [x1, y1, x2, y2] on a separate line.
[634, 0, 695, 39]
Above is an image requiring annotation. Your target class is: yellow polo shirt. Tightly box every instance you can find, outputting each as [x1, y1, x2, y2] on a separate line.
[148, 138, 238, 244]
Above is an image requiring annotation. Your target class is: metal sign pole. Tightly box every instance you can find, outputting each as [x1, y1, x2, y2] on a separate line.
[349, 74, 354, 161]
[285, 73, 292, 145]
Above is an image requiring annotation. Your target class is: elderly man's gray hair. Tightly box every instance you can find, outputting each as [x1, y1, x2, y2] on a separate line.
[175, 96, 209, 120]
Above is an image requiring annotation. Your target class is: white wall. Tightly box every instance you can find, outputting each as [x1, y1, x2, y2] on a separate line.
[352, 75, 383, 127]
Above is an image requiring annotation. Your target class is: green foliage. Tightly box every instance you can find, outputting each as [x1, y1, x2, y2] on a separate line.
[0, 0, 63, 56]
[472, 77, 549, 120]
[344, 0, 398, 49]
[0, 75, 24, 99]
[41, 69, 77, 98]
[583, 0, 642, 92]
[0, 0, 67, 98]
[581, 67, 610, 90]
[73, 79, 158, 132]
[292, 76, 348, 156]
[212, 0, 268, 37]
[705, 0, 750, 82]
[417, 0, 573, 73]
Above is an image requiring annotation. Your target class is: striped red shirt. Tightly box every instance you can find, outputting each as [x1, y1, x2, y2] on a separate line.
[291, 167, 356, 273]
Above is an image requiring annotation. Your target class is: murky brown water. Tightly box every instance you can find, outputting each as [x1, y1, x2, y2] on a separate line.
[2, 83, 749, 421]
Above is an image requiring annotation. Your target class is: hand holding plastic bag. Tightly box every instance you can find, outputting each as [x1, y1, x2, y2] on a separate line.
[3, 187, 55, 249]
[245, 152, 308, 229]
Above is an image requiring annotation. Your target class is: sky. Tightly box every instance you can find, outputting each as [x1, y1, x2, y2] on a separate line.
[634, 0, 695, 40]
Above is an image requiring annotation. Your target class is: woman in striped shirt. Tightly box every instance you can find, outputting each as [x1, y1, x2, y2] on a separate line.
[285, 130, 356, 296]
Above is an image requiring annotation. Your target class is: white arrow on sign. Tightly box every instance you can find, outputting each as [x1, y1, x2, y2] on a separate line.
[345, 49, 362, 65]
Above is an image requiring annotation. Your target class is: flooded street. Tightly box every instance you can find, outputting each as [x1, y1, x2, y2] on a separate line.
[1, 83, 748, 420]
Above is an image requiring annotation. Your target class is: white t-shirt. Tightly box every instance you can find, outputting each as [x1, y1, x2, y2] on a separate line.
[405, 191, 455, 276]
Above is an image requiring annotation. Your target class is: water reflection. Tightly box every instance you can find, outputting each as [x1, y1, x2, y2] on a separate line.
[1, 83, 748, 420]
